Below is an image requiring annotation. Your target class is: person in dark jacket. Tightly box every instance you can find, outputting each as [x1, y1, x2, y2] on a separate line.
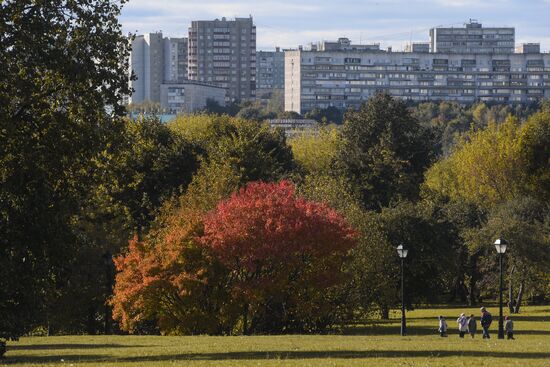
[467, 314, 477, 338]
[480, 307, 493, 339]
[505, 316, 515, 340]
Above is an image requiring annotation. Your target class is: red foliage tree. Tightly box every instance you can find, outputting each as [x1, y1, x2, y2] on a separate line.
[200, 181, 356, 333]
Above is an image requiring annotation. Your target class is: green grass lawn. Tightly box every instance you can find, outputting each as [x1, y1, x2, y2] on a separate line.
[3, 306, 549, 367]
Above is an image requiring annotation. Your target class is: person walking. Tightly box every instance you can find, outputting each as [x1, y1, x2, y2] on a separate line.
[480, 307, 493, 339]
[467, 314, 477, 338]
[505, 316, 515, 340]
[438, 316, 448, 337]
[457, 313, 468, 338]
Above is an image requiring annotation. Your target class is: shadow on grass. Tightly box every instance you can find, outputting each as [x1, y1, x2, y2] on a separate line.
[342, 326, 550, 337]
[342, 325, 438, 336]
[406, 315, 550, 322]
[8, 343, 147, 351]
[2, 354, 108, 365]
[5, 350, 550, 364]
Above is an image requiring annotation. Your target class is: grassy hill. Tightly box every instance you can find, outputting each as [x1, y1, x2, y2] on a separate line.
[3, 306, 549, 367]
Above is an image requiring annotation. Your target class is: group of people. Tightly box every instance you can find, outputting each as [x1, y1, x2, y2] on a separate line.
[438, 307, 515, 339]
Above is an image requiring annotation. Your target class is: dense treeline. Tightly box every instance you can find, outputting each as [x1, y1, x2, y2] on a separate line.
[1, 0, 549, 346]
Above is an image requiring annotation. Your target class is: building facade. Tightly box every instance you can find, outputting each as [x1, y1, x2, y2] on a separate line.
[266, 119, 318, 137]
[163, 37, 188, 83]
[285, 48, 550, 114]
[129, 33, 165, 104]
[129, 33, 189, 104]
[188, 17, 256, 101]
[256, 48, 285, 99]
[430, 21, 515, 54]
[160, 81, 225, 113]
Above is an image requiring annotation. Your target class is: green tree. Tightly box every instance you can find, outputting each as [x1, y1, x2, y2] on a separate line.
[107, 117, 199, 230]
[337, 92, 434, 211]
[465, 197, 550, 312]
[517, 110, 550, 202]
[289, 126, 341, 175]
[0, 0, 131, 340]
[170, 114, 295, 184]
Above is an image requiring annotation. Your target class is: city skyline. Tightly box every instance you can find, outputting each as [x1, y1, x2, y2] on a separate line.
[120, 0, 550, 51]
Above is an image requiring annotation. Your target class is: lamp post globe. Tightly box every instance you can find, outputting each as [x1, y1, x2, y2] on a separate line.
[396, 245, 408, 336]
[494, 237, 508, 339]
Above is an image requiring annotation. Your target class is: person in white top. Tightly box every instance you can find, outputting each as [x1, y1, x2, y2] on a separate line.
[438, 316, 448, 337]
[457, 313, 468, 338]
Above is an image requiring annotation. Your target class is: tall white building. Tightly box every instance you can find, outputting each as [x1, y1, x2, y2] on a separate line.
[129, 33, 189, 104]
[188, 17, 256, 101]
[129, 33, 165, 104]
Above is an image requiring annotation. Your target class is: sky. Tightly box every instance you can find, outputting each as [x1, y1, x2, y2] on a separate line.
[120, 0, 550, 52]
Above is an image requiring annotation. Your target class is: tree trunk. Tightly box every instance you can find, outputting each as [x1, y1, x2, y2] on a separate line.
[513, 280, 525, 314]
[380, 305, 389, 320]
[508, 265, 515, 314]
[242, 303, 249, 335]
[87, 305, 96, 335]
[467, 253, 479, 306]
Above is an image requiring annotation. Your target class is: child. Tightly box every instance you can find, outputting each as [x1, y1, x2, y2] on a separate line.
[438, 316, 448, 337]
[457, 313, 468, 338]
[467, 314, 477, 338]
[505, 316, 515, 340]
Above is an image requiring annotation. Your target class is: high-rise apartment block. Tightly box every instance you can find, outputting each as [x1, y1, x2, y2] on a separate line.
[129, 33, 188, 104]
[256, 48, 285, 99]
[188, 17, 256, 101]
[129, 33, 165, 104]
[285, 22, 549, 114]
[285, 47, 550, 114]
[163, 37, 188, 83]
[430, 20, 515, 54]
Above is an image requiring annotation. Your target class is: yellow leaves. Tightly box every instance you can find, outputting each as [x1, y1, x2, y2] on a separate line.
[289, 126, 341, 174]
[425, 116, 524, 208]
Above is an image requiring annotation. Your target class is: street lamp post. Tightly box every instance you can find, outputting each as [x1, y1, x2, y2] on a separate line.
[397, 244, 409, 336]
[494, 238, 508, 340]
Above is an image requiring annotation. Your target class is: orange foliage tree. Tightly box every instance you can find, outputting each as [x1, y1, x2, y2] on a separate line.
[110, 208, 238, 335]
[111, 181, 356, 335]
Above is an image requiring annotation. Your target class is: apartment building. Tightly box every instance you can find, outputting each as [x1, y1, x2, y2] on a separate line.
[430, 20, 515, 54]
[285, 47, 550, 114]
[129, 33, 188, 104]
[160, 81, 225, 113]
[256, 48, 285, 99]
[163, 37, 188, 83]
[129, 33, 165, 104]
[188, 17, 256, 101]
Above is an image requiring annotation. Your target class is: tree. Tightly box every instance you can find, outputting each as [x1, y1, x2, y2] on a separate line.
[465, 197, 550, 313]
[305, 106, 344, 125]
[517, 110, 550, 202]
[111, 208, 237, 335]
[425, 117, 524, 208]
[112, 181, 356, 335]
[201, 181, 357, 333]
[170, 114, 295, 184]
[289, 126, 341, 175]
[107, 117, 199, 230]
[337, 92, 434, 211]
[0, 0, 131, 340]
